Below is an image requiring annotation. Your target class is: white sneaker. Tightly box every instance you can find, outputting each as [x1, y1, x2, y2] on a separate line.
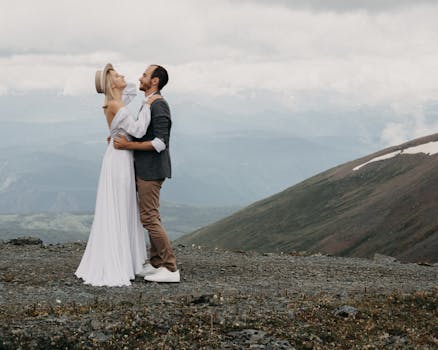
[144, 267, 180, 283]
[136, 263, 159, 277]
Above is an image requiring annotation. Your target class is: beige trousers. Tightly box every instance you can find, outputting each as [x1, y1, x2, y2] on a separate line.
[136, 177, 177, 272]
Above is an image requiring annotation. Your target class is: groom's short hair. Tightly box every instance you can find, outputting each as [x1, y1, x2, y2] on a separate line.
[151, 65, 168, 90]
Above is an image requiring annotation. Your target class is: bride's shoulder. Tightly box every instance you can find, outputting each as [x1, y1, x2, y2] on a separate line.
[106, 100, 125, 115]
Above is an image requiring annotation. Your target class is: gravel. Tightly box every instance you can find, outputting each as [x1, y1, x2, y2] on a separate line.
[0, 240, 437, 349]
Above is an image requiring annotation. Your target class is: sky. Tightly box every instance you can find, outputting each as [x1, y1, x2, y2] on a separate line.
[1, 0, 438, 145]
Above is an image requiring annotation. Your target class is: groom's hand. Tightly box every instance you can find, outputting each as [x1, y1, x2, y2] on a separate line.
[114, 135, 130, 150]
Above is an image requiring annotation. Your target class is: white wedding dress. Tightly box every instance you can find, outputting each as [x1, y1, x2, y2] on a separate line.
[75, 85, 149, 287]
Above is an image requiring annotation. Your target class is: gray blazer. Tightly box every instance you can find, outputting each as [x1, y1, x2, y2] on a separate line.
[133, 93, 172, 180]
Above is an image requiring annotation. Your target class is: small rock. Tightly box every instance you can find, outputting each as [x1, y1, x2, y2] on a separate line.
[11, 328, 24, 336]
[228, 329, 267, 342]
[333, 305, 358, 317]
[235, 250, 246, 254]
[91, 320, 103, 330]
[303, 341, 313, 349]
[1, 274, 14, 282]
[191, 294, 221, 306]
[335, 290, 349, 299]
[373, 253, 398, 264]
[88, 331, 109, 342]
[105, 322, 121, 330]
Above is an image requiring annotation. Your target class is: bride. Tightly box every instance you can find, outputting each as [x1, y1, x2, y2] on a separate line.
[75, 63, 160, 287]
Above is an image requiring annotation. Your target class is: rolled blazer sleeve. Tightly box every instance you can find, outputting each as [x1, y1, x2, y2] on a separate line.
[150, 100, 172, 147]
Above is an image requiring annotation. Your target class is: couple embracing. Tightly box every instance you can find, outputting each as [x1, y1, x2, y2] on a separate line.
[75, 63, 179, 286]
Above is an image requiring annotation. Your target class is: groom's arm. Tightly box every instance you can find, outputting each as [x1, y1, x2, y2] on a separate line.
[114, 136, 156, 151]
[149, 101, 171, 148]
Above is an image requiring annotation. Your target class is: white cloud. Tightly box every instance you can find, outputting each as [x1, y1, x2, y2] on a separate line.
[381, 122, 411, 146]
[381, 112, 438, 146]
[1, 0, 438, 140]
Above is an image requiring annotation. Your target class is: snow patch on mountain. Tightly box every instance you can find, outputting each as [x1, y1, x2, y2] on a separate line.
[353, 141, 438, 171]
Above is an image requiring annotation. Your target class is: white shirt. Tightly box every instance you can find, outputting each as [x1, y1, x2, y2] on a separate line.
[122, 85, 166, 153]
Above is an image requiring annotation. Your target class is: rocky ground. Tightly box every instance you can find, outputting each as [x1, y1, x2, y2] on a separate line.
[0, 238, 437, 349]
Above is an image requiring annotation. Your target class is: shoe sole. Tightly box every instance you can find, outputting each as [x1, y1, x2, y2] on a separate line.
[144, 277, 180, 283]
[135, 271, 158, 278]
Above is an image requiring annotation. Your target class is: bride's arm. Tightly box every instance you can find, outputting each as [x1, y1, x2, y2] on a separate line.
[121, 83, 137, 105]
[117, 95, 162, 138]
[117, 104, 151, 138]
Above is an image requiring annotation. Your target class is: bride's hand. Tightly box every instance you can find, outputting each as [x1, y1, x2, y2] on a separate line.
[146, 94, 162, 105]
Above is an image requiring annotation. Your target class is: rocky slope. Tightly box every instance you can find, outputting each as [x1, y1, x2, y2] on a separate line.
[0, 238, 437, 349]
[180, 133, 438, 263]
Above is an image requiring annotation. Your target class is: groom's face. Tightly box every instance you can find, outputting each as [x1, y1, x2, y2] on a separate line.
[139, 66, 157, 92]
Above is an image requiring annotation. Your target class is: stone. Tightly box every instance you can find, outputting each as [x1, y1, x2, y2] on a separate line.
[91, 320, 103, 330]
[333, 305, 358, 317]
[191, 294, 221, 306]
[8, 236, 43, 246]
[373, 253, 398, 264]
[88, 331, 109, 342]
[228, 329, 267, 343]
[0, 240, 436, 349]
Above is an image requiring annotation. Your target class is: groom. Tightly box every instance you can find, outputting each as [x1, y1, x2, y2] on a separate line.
[114, 65, 179, 283]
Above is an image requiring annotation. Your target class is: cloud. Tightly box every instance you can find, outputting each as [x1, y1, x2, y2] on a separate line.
[381, 122, 411, 146]
[235, 0, 438, 13]
[1, 0, 438, 142]
[381, 111, 438, 146]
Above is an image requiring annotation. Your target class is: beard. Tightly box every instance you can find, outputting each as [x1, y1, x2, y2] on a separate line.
[139, 81, 151, 91]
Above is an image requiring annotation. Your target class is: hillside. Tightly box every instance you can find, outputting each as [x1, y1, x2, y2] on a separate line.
[179, 133, 438, 263]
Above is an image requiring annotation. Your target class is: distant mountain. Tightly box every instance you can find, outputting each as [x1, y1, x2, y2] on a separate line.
[0, 203, 238, 243]
[0, 90, 383, 211]
[0, 121, 373, 212]
[179, 133, 438, 263]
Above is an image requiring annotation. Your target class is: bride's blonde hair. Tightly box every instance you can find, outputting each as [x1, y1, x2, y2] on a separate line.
[102, 69, 115, 109]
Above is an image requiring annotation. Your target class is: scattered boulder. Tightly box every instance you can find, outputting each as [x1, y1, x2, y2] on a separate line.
[190, 294, 223, 306]
[333, 305, 358, 317]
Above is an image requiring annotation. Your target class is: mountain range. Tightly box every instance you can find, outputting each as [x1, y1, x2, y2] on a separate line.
[0, 121, 372, 212]
[179, 133, 438, 263]
[0, 91, 382, 212]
